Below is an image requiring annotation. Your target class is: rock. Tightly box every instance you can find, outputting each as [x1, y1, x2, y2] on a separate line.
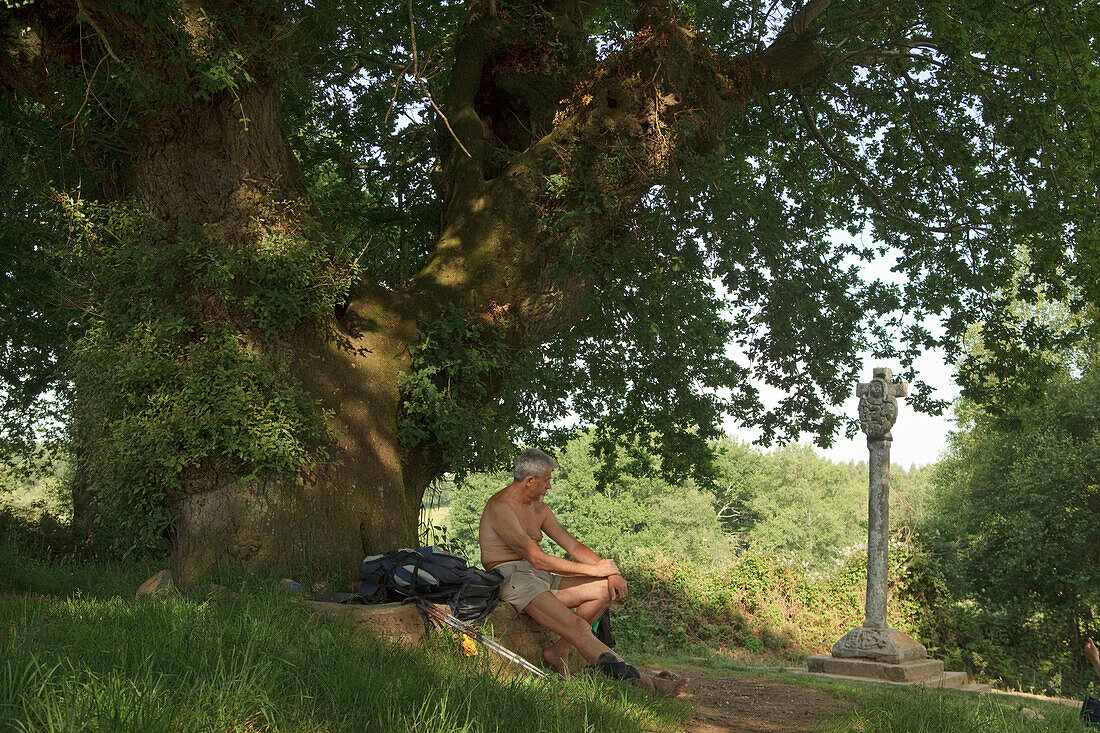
[280, 578, 310, 595]
[307, 600, 556, 669]
[191, 583, 238, 603]
[1020, 708, 1044, 721]
[136, 569, 175, 597]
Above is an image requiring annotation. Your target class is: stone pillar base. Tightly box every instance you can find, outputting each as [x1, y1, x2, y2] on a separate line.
[806, 655, 970, 688]
[831, 626, 927, 664]
[805, 626, 973, 690]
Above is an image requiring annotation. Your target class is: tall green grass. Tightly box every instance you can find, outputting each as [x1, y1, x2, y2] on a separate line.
[0, 585, 688, 732]
[813, 680, 1088, 733]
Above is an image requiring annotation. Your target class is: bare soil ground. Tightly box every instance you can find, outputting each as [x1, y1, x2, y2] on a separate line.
[653, 666, 854, 733]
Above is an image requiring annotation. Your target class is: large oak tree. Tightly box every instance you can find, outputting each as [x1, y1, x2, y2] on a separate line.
[1, 0, 1096, 579]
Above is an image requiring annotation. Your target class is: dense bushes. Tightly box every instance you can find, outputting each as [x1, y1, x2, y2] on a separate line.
[613, 543, 926, 662]
[909, 363, 1100, 696]
[440, 433, 931, 571]
[443, 432, 738, 567]
[436, 431, 934, 665]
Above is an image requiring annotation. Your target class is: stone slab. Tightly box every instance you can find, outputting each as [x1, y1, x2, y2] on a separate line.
[961, 683, 994, 693]
[801, 667, 969, 689]
[307, 600, 555, 667]
[808, 654, 945, 683]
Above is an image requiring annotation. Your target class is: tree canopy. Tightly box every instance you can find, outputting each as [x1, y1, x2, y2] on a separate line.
[0, 0, 1097, 571]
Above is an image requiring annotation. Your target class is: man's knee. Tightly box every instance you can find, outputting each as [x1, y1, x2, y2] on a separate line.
[581, 577, 612, 605]
[563, 610, 596, 638]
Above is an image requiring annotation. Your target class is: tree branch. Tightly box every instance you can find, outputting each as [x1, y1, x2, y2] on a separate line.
[793, 89, 971, 235]
[0, 21, 49, 101]
[74, 0, 120, 63]
[771, 0, 835, 48]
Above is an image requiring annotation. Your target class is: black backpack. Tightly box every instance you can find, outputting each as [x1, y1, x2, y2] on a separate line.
[358, 546, 502, 623]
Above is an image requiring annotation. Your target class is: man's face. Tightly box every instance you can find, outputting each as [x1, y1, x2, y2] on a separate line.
[527, 470, 552, 499]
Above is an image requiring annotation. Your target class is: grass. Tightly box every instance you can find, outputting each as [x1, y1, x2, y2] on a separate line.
[0, 589, 691, 732]
[0, 534, 689, 732]
[810, 678, 1087, 733]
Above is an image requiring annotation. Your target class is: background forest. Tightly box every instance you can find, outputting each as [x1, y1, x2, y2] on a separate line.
[408, 354, 1100, 699]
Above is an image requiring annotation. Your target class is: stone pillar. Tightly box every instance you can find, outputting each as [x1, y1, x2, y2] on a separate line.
[814, 368, 927, 667]
[807, 368, 975, 688]
[859, 367, 905, 630]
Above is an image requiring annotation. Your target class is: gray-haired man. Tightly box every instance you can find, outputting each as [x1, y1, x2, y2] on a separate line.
[478, 448, 687, 695]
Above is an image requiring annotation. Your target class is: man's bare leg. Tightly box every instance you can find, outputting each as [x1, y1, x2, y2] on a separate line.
[522, 591, 689, 696]
[524, 588, 611, 672]
[540, 577, 611, 672]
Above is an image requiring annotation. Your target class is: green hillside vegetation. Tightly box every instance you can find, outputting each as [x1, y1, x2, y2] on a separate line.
[430, 423, 1100, 700]
[435, 432, 935, 665]
[439, 432, 932, 571]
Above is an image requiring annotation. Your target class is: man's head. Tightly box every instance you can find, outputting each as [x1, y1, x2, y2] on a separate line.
[513, 448, 558, 485]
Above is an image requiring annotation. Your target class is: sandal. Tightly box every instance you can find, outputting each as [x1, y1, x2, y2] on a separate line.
[584, 652, 641, 681]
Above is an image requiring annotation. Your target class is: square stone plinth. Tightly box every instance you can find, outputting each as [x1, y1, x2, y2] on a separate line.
[808, 655, 946, 683]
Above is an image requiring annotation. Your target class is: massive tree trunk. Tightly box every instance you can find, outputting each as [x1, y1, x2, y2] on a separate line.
[131, 82, 427, 580]
[0, 0, 834, 581]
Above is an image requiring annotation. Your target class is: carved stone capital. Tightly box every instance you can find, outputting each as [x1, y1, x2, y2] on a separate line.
[831, 626, 927, 664]
[856, 367, 908, 439]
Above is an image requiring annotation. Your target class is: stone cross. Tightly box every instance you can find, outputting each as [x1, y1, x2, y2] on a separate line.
[825, 367, 926, 665]
[856, 367, 907, 628]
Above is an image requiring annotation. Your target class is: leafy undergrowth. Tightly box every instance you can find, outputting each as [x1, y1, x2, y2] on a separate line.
[613, 548, 924, 666]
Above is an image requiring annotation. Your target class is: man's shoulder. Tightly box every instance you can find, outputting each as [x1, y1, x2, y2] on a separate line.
[481, 490, 514, 520]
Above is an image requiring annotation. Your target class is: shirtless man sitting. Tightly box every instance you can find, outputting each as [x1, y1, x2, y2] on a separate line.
[479, 448, 688, 696]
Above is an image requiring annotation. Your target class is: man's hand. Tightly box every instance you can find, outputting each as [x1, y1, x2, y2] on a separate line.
[607, 573, 628, 601]
[592, 558, 620, 577]
[1086, 637, 1100, 669]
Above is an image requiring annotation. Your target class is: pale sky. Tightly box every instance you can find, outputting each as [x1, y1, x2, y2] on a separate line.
[720, 235, 961, 468]
[721, 349, 959, 467]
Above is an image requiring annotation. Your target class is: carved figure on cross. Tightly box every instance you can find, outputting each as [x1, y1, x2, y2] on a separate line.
[856, 367, 908, 440]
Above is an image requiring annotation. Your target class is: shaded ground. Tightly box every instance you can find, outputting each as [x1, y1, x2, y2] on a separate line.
[656, 666, 853, 733]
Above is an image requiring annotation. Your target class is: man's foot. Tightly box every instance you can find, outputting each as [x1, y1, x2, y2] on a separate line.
[638, 672, 689, 697]
[542, 646, 569, 675]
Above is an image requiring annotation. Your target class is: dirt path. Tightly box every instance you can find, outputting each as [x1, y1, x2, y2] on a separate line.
[657, 667, 853, 733]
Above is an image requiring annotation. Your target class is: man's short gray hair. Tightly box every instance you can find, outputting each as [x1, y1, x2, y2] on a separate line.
[513, 448, 558, 483]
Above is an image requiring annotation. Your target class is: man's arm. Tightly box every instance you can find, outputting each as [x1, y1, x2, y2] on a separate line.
[485, 500, 618, 577]
[1086, 638, 1100, 677]
[541, 509, 601, 565]
[542, 508, 627, 598]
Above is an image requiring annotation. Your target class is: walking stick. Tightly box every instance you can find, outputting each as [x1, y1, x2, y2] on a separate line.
[417, 600, 549, 679]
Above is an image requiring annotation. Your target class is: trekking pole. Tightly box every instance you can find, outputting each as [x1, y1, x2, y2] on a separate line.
[417, 601, 549, 680]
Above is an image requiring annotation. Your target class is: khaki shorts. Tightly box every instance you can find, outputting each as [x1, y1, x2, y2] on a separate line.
[491, 560, 562, 612]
